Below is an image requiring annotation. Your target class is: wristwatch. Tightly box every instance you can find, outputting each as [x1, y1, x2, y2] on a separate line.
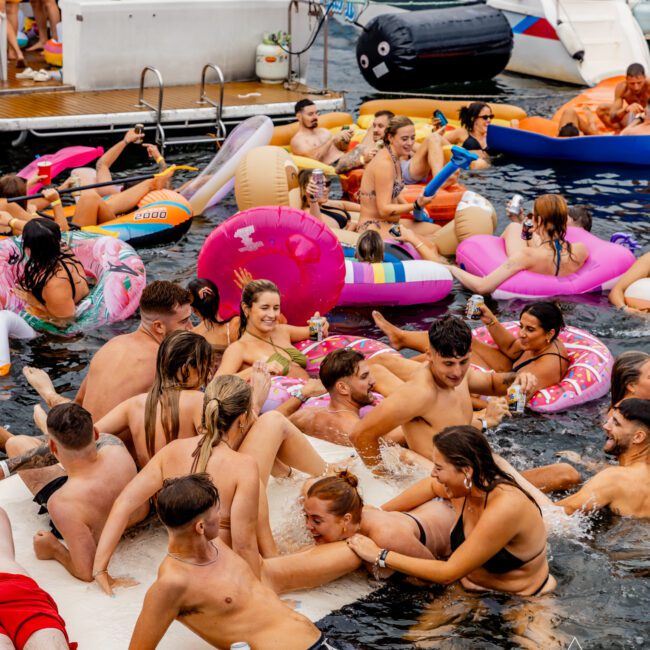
[287, 384, 309, 403]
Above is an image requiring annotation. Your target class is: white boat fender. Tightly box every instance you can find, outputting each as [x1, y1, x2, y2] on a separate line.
[556, 20, 585, 62]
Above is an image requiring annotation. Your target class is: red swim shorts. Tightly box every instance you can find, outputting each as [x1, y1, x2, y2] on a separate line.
[0, 573, 77, 649]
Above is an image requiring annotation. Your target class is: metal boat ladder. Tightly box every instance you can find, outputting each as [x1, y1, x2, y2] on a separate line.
[138, 64, 226, 149]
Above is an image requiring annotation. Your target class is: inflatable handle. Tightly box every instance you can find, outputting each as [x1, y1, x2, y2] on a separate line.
[610, 232, 640, 252]
[413, 146, 478, 222]
[286, 233, 320, 263]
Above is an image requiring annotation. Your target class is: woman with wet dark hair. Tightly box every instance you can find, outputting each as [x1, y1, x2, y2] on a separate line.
[444, 102, 494, 168]
[610, 351, 650, 408]
[347, 425, 553, 596]
[188, 278, 241, 353]
[9, 218, 89, 322]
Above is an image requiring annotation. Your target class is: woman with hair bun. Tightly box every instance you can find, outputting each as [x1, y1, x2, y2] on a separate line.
[303, 470, 455, 573]
[443, 102, 494, 169]
[188, 278, 240, 352]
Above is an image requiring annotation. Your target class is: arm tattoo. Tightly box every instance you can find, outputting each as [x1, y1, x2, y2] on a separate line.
[3, 434, 123, 477]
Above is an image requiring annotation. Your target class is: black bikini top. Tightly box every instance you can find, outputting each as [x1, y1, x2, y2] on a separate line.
[449, 490, 546, 574]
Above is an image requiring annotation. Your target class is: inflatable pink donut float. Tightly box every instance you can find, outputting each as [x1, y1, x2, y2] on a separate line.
[472, 321, 613, 413]
[456, 227, 635, 299]
[260, 334, 395, 412]
[261, 375, 381, 415]
[198, 206, 345, 326]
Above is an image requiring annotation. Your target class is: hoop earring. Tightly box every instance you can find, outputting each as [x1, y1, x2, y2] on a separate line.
[463, 475, 472, 491]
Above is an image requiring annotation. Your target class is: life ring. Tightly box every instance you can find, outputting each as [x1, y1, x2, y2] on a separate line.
[624, 277, 650, 311]
[338, 259, 452, 307]
[456, 227, 635, 299]
[0, 231, 146, 336]
[181, 115, 274, 214]
[472, 322, 613, 413]
[197, 206, 345, 325]
[235, 146, 301, 211]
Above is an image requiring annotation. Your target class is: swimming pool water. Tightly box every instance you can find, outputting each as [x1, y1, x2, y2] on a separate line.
[1, 18, 648, 650]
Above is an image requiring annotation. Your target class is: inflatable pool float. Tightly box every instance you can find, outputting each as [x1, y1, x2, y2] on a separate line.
[486, 123, 650, 166]
[43, 38, 62, 67]
[17, 146, 104, 195]
[358, 98, 526, 122]
[338, 258, 452, 307]
[180, 115, 274, 214]
[0, 310, 37, 376]
[456, 227, 635, 299]
[197, 206, 346, 325]
[624, 277, 650, 311]
[0, 431, 416, 648]
[0, 231, 145, 336]
[473, 322, 613, 413]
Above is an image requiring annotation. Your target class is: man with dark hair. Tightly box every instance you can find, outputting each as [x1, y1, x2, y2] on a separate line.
[350, 315, 536, 467]
[556, 106, 599, 137]
[23, 280, 193, 420]
[0, 403, 148, 581]
[288, 348, 405, 446]
[290, 100, 353, 165]
[130, 474, 349, 649]
[557, 398, 650, 517]
[567, 205, 593, 231]
[597, 62, 650, 131]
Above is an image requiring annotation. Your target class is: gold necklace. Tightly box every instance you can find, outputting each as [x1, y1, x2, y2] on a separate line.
[167, 540, 219, 566]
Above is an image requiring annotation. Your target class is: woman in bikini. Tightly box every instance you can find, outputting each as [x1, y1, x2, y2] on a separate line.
[94, 330, 213, 468]
[347, 424, 554, 593]
[299, 169, 359, 232]
[444, 102, 494, 169]
[303, 470, 455, 577]
[449, 193, 588, 295]
[357, 116, 436, 240]
[9, 218, 89, 322]
[216, 279, 319, 379]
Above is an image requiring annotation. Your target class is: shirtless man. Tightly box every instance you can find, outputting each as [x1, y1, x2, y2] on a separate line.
[288, 348, 405, 447]
[556, 107, 599, 137]
[621, 97, 650, 135]
[0, 507, 75, 649]
[129, 474, 347, 650]
[290, 100, 353, 165]
[597, 63, 650, 132]
[23, 280, 193, 421]
[0, 403, 148, 582]
[334, 110, 393, 174]
[557, 398, 650, 517]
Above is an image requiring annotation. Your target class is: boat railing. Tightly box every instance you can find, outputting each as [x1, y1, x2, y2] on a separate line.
[138, 66, 165, 146]
[198, 63, 226, 141]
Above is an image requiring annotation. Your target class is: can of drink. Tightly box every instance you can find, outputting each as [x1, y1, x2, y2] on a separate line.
[70, 175, 82, 198]
[388, 224, 401, 237]
[308, 315, 326, 342]
[507, 383, 526, 414]
[135, 123, 145, 136]
[521, 217, 534, 241]
[465, 295, 484, 320]
[506, 194, 524, 218]
[230, 643, 251, 650]
[311, 169, 325, 200]
[37, 160, 52, 185]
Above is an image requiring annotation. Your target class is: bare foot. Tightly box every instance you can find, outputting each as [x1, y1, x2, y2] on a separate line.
[33, 404, 48, 436]
[0, 426, 13, 452]
[23, 367, 58, 405]
[371, 311, 406, 350]
[26, 41, 47, 52]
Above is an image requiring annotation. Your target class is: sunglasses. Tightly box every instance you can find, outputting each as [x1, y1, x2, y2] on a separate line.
[478, 114, 495, 120]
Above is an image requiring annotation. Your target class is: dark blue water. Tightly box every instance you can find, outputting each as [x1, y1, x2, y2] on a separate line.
[1, 18, 649, 649]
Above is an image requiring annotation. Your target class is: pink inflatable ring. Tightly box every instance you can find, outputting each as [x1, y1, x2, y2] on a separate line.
[472, 321, 613, 413]
[456, 228, 635, 299]
[197, 206, 345, 325]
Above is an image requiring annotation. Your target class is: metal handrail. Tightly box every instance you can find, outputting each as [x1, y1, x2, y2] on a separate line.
[138, 66, 165, 145]
[199, 63, 226, 138]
